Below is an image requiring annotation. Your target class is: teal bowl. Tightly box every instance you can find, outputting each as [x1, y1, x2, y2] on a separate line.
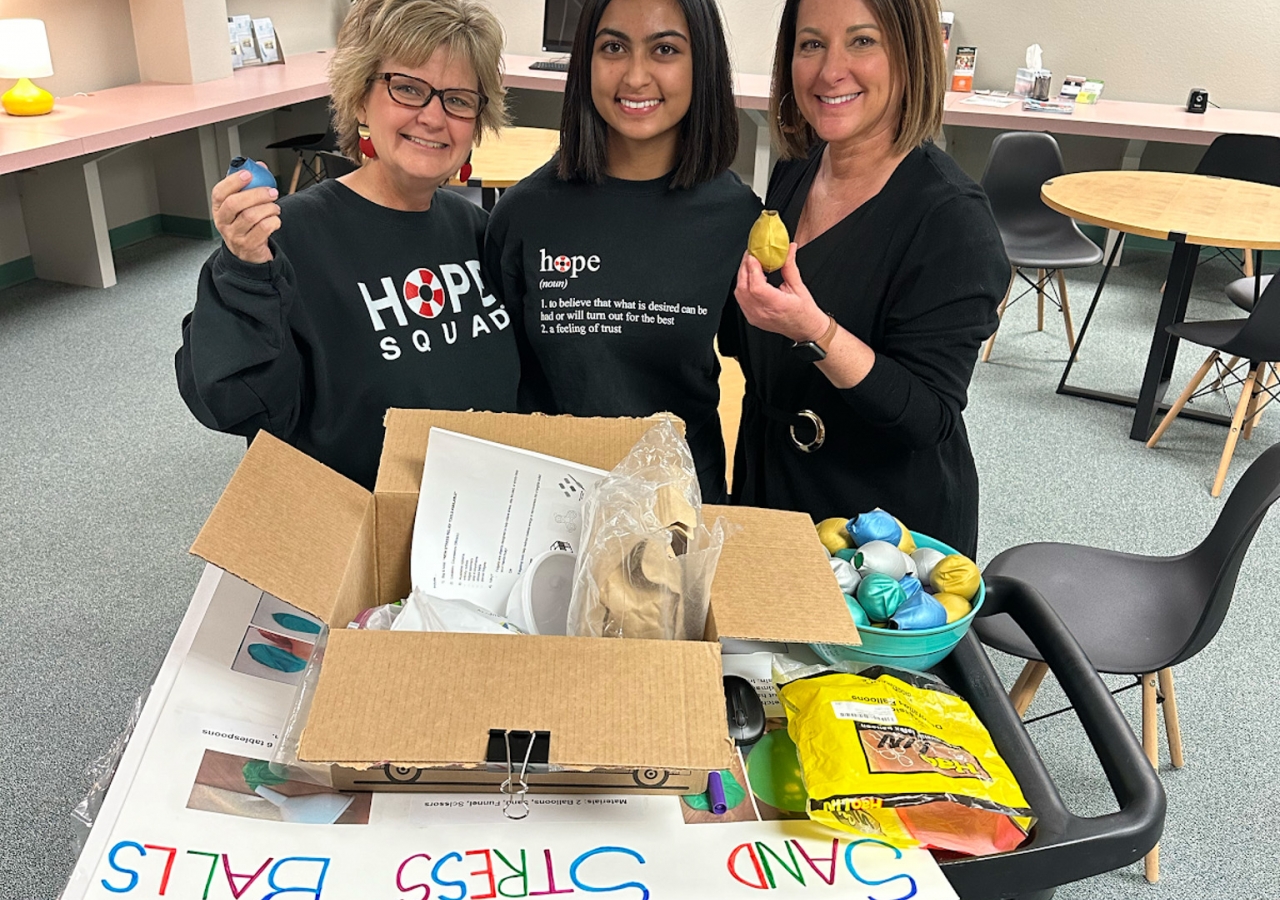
[813, 531, 984, 671]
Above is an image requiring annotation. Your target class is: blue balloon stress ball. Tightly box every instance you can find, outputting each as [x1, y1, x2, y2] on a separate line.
[848, 510, 902, 548]
[227, 156, 278, 191]
[898, 574, 924, 601]
[890, 591, 948, 631]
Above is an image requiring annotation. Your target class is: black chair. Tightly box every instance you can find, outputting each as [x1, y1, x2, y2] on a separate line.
[266, 128, 340, 193]
[974, 440, 1280, 882]
[979, 132, 1104, 362]
[1193, 134, 1280, 277]
[317, 150, 359, 180]
[1225, 273, 1273, 312]
[1146, 273, 1280, 495]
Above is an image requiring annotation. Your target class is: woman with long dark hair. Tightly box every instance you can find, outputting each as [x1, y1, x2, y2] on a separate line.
[485, 0, 760, 502]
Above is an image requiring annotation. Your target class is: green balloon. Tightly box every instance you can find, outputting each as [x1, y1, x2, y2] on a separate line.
[843, 593, 870, 627]
[683, 769, 747, 811]
[856, 573, 907, 621]
[834, 548, 857, 563]
[745, 730, 808, 813]
[241, 759, 288, 792]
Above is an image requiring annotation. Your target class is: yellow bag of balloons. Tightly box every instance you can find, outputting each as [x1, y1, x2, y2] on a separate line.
[748, 210, 790, 272]
[776, 662, 1033, 856]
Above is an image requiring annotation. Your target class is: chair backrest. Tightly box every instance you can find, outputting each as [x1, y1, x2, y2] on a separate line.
[1195, 134, 1280, 187]
[318, 151, 359, 180]
[1174, 439, 1280, 665]
[980, 132, 1067, 232]
[1222, 270, 1280, 361]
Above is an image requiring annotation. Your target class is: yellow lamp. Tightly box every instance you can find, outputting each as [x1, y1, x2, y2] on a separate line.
[0, 19, 55, 116]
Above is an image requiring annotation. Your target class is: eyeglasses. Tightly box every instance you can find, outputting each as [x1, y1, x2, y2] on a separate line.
[372, 72, 487, 120]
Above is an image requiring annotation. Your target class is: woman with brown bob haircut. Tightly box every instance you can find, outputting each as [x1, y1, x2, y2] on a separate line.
[178, 0, 519, 491]
[723, 0, 1009, 555]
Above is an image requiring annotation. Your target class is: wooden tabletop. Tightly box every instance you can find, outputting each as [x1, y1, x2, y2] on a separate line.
[1042, 171, 1280, 250]
[452, 125, 559, 188]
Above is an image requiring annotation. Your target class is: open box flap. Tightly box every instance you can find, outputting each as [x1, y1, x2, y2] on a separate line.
[298, 630, 733, 772]
[190, 431, 373, 626]
[704, 504, 860, 646]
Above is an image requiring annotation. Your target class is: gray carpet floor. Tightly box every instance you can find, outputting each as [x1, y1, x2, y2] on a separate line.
[1, 233, 1276, 899]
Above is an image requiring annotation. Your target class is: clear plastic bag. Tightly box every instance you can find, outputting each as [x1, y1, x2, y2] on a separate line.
[70, 685, 150, 853]
[567, 417, 725, 640]
[391, 587, 524, 634]
[269, 625, 335, 787]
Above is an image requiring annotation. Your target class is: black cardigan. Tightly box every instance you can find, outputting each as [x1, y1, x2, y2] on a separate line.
[725, 142, 1008, 556]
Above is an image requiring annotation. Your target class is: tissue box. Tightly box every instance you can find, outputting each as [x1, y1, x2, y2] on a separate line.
[190, 410, 860, 794]
[1014, 67, 1036, 97]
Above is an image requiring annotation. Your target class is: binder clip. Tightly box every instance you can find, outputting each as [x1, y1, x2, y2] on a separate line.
[487, 729, 550, 820]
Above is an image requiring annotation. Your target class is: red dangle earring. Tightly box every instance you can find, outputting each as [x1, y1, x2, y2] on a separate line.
[357, 123, 377, 160]
[458, 151, 473, 183]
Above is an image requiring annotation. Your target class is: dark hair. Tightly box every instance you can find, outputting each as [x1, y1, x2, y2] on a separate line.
[557, 0, 739, 189]
[770, 0, 945, 159]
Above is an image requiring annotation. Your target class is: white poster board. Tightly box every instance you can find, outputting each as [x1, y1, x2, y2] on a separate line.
[61, 566, 959, 900]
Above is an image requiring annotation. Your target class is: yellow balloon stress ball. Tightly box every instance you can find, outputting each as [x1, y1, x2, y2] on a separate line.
[892, 517, 917, 554]
[816, 517, 854, 553]
[933, 592, 973, 623]
[929, 554, 982, 601]
[748, 210, 789, 273]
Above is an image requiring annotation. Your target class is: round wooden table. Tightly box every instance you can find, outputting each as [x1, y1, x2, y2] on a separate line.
[450, 126, 560, 208]
[1040, 171, 1280, 440]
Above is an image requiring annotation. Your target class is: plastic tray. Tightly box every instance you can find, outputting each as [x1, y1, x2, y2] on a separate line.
[933, 575, 1165, 899]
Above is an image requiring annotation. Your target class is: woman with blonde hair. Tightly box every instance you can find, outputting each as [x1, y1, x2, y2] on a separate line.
[177, 0, 517, 489]
[726, 0, 1009, 555]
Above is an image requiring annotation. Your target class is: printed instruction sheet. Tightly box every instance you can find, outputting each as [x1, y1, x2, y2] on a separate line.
[411, 428, 608, 612]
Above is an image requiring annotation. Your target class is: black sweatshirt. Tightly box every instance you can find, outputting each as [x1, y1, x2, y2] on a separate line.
[725, 143, 1008, 556]
[176, 180, 519, 490]
[484, 161, 761, 501]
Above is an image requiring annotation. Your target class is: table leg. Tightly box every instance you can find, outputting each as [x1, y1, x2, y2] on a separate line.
[745, 110, 771, 200]
[1057, 234, 1123, 393]
[1129, 241, 1201, 441]
[152, 125, 222, 228]
[1103, 139, 1147, 268]
[18, 154, 116, 289]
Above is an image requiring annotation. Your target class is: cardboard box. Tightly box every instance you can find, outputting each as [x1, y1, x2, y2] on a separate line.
[191, 410, 857, 795]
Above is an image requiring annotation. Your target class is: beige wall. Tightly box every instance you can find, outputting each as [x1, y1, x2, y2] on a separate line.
[943, 0, 1280, 110]
[224, 0, 350, 57]
[0, 0, 140, 95]
[0, 177, 29, 262]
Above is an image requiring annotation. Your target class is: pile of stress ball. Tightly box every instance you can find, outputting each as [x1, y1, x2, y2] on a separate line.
[817, 510, 982, 631]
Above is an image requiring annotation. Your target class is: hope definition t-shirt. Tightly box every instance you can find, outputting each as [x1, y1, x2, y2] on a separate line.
[484, 161, 760, 498]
